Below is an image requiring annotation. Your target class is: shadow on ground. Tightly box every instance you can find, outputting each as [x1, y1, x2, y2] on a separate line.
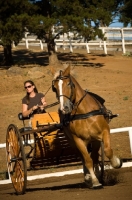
[0, 49, 109, 69]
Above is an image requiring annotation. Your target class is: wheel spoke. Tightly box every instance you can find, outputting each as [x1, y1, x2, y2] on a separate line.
[6, 124, 27, 194]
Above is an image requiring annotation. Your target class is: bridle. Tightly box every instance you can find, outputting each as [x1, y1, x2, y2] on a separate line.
[52, 71, 106, 126]
[52, 71, 75, 103]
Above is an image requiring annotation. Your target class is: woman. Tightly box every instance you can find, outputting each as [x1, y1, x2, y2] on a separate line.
[22, 80, 47, 118]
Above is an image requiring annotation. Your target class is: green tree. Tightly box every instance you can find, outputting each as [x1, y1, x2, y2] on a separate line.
[0, 0, 122, 66]
[119, 0, 132, 26]
[0, 0, 36, 65]
[29, 0, 121, 66]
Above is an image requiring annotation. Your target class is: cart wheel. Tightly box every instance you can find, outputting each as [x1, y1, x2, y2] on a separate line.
[6, 124, 27, 195]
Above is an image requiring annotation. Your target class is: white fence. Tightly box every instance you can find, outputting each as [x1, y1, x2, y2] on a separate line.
[1, 126, 132, 153]
[14, 27, 132, 54]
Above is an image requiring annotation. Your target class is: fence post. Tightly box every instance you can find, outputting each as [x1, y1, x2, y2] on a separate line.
[129, 129, 132, 155]
[25, 39, 29, 49]
[86, 42, 90, 53]
[63, 40, 66, 50]
[55, 40, 58, 52]
[63, 34, 66, 50]
[12, 41, 16, 48]
[102, 28, 107, 54]
[121, 28, 126, 54]
[40, 40, 43, 50]
[69, 38, 73, 53]
[99, 40, 102, 47]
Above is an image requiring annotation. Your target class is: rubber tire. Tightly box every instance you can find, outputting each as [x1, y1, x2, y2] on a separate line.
[6, 124, 27, 195]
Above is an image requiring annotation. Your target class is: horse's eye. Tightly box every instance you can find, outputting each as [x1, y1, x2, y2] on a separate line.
[52, 85, 56, 92]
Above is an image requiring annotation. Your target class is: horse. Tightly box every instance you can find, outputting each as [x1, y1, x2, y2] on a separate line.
[51, 65, 122, 188]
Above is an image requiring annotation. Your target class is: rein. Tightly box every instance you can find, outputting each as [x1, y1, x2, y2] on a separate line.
[73, 89, 88, 109]
[52, 72, 106, 126]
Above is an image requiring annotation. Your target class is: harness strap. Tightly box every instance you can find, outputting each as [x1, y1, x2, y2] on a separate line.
[62, 108, 106, 126]
[70, 109, 105, 121]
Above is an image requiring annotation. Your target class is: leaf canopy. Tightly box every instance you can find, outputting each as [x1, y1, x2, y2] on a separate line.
[0, 0, 36, 45]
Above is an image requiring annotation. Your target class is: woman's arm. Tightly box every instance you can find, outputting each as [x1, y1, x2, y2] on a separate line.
[38, 96, 47, 111]
[22, 104, 38, 117]
[41, 96, 47, 106]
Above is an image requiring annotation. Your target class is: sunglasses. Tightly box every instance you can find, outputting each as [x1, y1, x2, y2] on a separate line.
[25, 85, 32, 89]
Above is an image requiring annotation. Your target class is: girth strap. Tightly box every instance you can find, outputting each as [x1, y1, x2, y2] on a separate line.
[61, 108, 106, 126]
[70, 109, 105, 121]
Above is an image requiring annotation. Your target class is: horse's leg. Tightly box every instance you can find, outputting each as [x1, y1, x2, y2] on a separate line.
[90, 140, 101, 177]
[73, 135, 102, 188]
[82, 141, 100, 185]
[81, 157, 92, 187]
[102, 129, 122, 168]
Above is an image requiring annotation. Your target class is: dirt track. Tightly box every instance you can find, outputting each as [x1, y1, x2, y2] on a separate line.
[0, 49, 132, 199]
[0, 167, 132, 200]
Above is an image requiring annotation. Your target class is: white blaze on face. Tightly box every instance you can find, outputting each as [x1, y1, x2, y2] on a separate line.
[58, 79, 64, 110]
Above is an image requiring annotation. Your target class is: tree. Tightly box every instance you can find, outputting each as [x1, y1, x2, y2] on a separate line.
[0, 0, 36, 65]
[119, 0, 132, 26]
[0, 0, 122, 66]
[28, 0, 121, 66]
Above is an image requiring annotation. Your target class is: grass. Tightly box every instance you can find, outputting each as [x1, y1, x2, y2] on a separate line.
[123, 96, 129, 100]
[123, 52, 132, 57]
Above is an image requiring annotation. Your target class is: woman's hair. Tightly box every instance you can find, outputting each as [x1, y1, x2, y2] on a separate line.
[24, 80, 38, 104]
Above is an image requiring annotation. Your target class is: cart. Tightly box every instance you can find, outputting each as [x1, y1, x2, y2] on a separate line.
[6, 110, 105, 194]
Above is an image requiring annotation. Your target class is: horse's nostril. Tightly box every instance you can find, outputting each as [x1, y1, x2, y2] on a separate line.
[64, 106, 69, 111]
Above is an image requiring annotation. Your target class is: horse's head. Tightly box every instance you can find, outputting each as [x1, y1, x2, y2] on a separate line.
[52, 66, 75, 114]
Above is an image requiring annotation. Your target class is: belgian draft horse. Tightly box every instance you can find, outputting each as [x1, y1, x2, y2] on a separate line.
[51, 66, 122, 188]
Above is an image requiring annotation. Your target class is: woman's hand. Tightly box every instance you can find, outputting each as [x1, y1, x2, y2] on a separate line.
[39, 105, 45, 111]
[32, 104, 39, 111]
[41, 97, 47, 106]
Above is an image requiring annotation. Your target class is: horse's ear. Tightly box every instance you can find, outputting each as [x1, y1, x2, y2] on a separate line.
[50, 66, 56, 76]
[63, 65, 70, 76]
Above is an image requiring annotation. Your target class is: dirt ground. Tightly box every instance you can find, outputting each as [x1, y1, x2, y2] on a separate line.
[0, 167, 132, 200]
[0, 47, 132, 199]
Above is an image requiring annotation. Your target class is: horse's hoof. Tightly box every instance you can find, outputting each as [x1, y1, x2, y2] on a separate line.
[111, 156, 122, 169]
[114, 158, 122, 169]
[85, 180, 92, 188]
[92, 178, 103, 189]
[92, 183, 103, 189]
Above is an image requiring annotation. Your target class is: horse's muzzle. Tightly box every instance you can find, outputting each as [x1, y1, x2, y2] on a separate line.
[61, 100, 73, 114]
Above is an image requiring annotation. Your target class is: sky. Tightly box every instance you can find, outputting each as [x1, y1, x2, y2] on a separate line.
[109, 22, 124, 27]
[109, 21, 131, 28]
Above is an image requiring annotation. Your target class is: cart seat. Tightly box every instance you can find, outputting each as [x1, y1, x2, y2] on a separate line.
[18, 113, 30, 121]
[18, 113, 32, 134]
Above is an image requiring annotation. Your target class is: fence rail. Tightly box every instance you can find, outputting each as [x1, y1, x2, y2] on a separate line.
[10, 27, 132, 54]
[1, 126, 132, 153]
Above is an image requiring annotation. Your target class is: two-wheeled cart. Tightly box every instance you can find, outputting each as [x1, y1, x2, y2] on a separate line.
[6, 109, 106, 194]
